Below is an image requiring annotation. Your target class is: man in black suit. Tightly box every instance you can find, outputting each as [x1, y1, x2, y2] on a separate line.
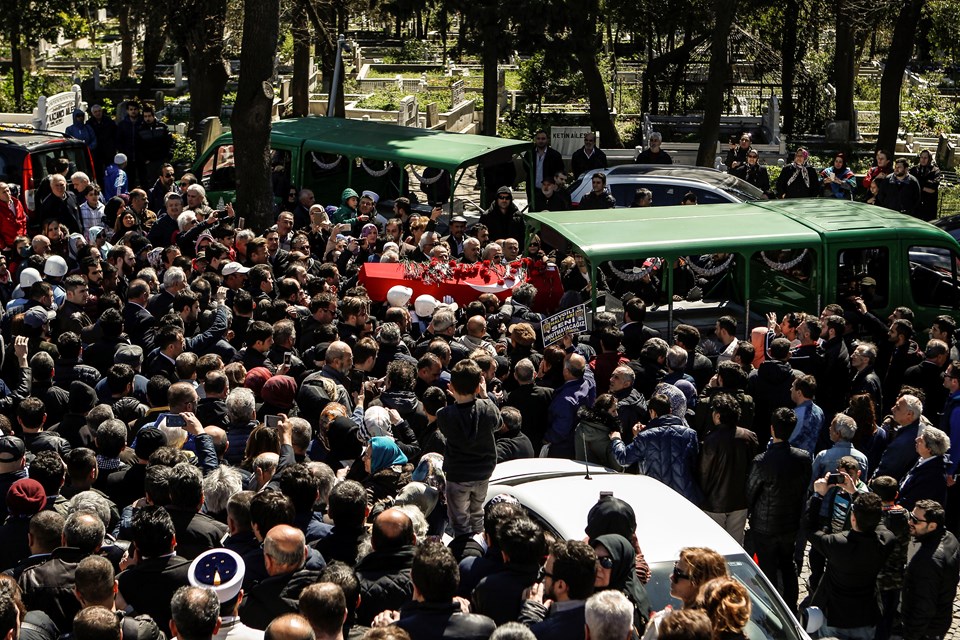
[904, 339, 950, 422]
[620, 297, 660, 361]
[898, 427, 950, 511]
[123, 279, 157, 352]
[165, 462, 228, 560]
[117, 506, 192, 632]
[37, 173, 82, 234]
[146, 325, 184, 383]
[239, 524, 323, 630]
[504, 359, 553, 450]
[524, 130, 564, 211]
[570, 132, 607, 179]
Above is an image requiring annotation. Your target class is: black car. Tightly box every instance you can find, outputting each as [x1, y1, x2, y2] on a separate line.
[0, 126, 96, 220]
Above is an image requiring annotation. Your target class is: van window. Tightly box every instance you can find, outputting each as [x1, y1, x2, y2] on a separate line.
[908, 245, 960, 309]
[201, 144, 236, 191]
[836, 247, 889, 311]
[750, 248, 817, 313]
[30, 147, 91, 184]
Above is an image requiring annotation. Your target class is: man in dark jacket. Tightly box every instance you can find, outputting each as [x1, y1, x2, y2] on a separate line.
[747, 337, 795, 445]
[883, 318, 924, 409]
[136, 106, 173, 187]
[477, 187, 524, 244]
[746, 408, 812, 614]
[902, 499, 960, 639]
[608, 365, 648, 440]
[570, 133, 607, 179]
[239, 525, 322, 631]
[472, 517, 545, 625]
[355, 508, 417, 626]
[806, 490, 895, 638]
[311, 480, 368, 567]
[878, 158, 921, 216]
[904, 339, 949, 422]
[493, 406, 534, 462]
[698, 392, 758, 544]
[820, 314, 851, 420]
[380, 541, 496, 640]
[165, 462, 228, 560]
[524, 130, 565, 208]
[873, 394, 923, 482]
[518, 540, 596, 640]
[18, 511, 104, 631]
[117, 506, 192, 632]
[504, 359, 553, 449]
[850, 342, 883, 417]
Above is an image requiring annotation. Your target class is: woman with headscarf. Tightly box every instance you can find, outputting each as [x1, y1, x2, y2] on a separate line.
[361, 436, 411, 508]
[820, 153, 856, 200]
[258, 375, 298, 420]
[653, 382, 688, 421]
[775, 148, 819, 199]
[412, 452, 448, 536]
[592, 534, 652, 631]
[66, 233, 88, 271]
[910, 149, 941, 221]
[585, 495, 651, 584]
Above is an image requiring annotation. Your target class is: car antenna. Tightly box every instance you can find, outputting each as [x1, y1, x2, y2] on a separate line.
[580, 429, 592, 480]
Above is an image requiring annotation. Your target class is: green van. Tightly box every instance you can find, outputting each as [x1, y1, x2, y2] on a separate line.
[526, 199, 960, 336]
[191, 117, 530, 210]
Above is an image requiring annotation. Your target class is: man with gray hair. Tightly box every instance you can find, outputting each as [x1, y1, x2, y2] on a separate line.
[635, 131, 673, 165]
[149, 266, 188, 317]
[504, 358, 553, 447]
[608, 365, 646, 436]
[812, 413, 869, 483]
[202, 467, 243, 521]
[585, 590, 633, 640]
[240, 525, 317, 631]
[873, 394, 924, 482]
[496, 406, 534, 462]
[546, 353, 596, 458]
[225, 388, 258, 466]
[171, 585, 222, 640]
[898, 426, 950, 510]
[904, 338, 950, 421]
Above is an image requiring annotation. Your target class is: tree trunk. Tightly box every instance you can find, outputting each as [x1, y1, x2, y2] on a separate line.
[780, 0, 799, 138]
[696, 0, 738, 167]
[172, 0, 229, 131]
[570, 0, 621, 148]
[138, 6, 169, 98]
[291, 3, 311, 117]
[232, 0, 280, 231]
[10, 22, 23, 111]
[481, 23, 499, 136]
[118, 5, 134, 80]
[877, 0, 926, 153]
[833, 3, 856, 125]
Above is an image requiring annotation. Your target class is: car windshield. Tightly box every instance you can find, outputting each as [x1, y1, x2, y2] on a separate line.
[646, 555, 801, 640]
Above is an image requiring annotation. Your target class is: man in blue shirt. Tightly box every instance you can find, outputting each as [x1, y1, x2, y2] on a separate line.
[790, 374, 823, 456]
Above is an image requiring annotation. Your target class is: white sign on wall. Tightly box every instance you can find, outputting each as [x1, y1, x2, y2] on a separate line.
[551, 126, 594, 156]
[36, 85, 82, 133]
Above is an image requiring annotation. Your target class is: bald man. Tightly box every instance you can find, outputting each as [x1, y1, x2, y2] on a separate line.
[239, 526, 324, 631]
[320, 341, 355, 412]
[355, 509, 416, 626]
[265, 614, 316, 640]
[457, 316, 496, 357]
[546, 352, 597, 458]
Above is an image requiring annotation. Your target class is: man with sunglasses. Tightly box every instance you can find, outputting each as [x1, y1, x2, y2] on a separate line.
[478, 187, 524, 245]
[901, 499, 959, 640]
[148, 163, 179, 214]
[519, 540, 596, 640]
[571, 132, 607, 180]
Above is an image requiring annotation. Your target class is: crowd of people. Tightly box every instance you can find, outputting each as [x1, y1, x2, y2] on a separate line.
[0, 102, 954, 640]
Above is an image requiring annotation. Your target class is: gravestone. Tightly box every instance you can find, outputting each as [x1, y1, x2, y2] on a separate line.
[451, 79, 465, 109]
[398, 95, 418, 127]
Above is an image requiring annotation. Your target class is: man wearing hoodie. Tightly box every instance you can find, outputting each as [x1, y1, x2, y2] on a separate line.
[331, 188, 369, 229]
[437, 359, 500, 538]
[65, 109, 97, 153]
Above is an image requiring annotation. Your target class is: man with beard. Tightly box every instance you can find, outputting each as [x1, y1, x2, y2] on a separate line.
[148, 163, 179, 214]
[107, 245, 136, 300]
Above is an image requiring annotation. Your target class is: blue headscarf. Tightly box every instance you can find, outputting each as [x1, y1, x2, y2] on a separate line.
[369, 436, 407, 473]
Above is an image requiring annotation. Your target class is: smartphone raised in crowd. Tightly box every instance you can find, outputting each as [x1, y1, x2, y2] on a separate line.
[158, 413, 186, 428]
[264, 415, 281, 429]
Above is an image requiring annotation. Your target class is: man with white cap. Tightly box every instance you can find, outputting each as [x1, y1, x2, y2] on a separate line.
[189, 549, 263, 640]
[5, 268, 42, 311]
[441, 216, 468, 259]
[387, 286, 413, 309]
[359, 191, 388, 229]
[42, 256, 68, 307]
[104, 153, 129, 200]
[221, 262, 250, 309]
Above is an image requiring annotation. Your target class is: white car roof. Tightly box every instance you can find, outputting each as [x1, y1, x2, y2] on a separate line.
[487, 467, 744, 564]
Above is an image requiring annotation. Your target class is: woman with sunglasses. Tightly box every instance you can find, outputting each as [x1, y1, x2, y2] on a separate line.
[640, 547, 729, 639]
[591, 534, 651, 631]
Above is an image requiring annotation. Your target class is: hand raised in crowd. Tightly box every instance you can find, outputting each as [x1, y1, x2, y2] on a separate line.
[13, 336, 28, 367]
[181, 412, 203, 436]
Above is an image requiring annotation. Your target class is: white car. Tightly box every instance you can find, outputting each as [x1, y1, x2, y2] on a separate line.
[568, 165, 765, 207]
[486, 459, 811, 640]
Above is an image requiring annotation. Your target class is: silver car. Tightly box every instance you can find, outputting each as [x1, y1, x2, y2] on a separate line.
[568, 165, 766, 207]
